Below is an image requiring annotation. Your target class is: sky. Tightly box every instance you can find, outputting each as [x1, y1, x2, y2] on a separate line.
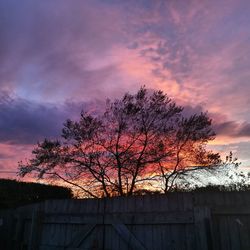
[1, 0, 250, 179]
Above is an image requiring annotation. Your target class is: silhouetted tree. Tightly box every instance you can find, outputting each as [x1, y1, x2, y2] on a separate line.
[19, 87, 220, 197]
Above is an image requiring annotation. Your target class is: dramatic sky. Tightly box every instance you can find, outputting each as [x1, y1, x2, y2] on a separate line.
[1, 0, 250, 179]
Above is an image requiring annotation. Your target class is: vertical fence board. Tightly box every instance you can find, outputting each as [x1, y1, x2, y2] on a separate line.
[13, 213, 25, 250]
[228, 215, 241, 250]
[219, 216, 231, 250]
[194, 206, 213, 250]
[28, 211, 43, 250]
[185, 224, 196, 250]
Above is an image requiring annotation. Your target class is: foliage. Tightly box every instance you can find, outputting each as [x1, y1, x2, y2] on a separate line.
[173, 151, 244, 190]
[0, 179, 73, 209]
[19, 87, 221, 197]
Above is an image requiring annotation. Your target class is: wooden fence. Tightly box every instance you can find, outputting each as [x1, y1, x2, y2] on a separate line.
[1, 191, 250, 250]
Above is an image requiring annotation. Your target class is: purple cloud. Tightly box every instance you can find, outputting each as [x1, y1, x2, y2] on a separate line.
[0, 91, 104, 144]
[214, 121, 250, 138]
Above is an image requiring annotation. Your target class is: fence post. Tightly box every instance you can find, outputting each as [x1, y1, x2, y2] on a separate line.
[194, 206, 214, 250]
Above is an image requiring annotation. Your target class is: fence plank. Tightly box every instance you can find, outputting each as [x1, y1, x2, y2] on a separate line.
[194, 207, 213, 250]
[42, 211, 193, 225]
[228, 215, 242, 250]
[28, 211, 43, 250]
[13, 213, 26, 250]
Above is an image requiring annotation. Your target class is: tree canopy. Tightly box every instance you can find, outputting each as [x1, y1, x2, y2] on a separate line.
[19, 87, 221, 198]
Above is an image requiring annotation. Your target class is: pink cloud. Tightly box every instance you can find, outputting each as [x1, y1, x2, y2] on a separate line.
[0, 143, 33, 179]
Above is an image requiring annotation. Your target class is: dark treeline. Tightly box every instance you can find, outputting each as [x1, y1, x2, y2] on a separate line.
[2, 178, 250, 210]
[0, 179, 73, 209]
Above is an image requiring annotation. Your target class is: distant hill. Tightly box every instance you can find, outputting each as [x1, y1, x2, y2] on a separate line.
[0, 179, 73, 209]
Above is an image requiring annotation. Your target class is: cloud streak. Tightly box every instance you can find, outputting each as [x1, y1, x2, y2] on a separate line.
[214, 121, 250, 138]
